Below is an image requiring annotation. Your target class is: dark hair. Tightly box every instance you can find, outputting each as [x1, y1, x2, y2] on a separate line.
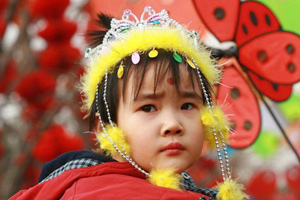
[89, 49, 213, 130]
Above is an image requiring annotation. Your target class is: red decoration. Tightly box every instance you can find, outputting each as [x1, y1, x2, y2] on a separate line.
[286, 165, 300, 197]
[0, 17, 6, 37]
[0, 130, 4, 159]
[187, 157, 217, 186]
[21, 164, 40, 189]
[39, 43, 81, 72]
[192, 0, 240, 42]
[15, 153, 27, 166]
[0, 60, 18, 93]
[0, 145, 3, 159]
[0, 0, 8, 12]
[30, 0, 70, 20]
[246, 170, 277, 200]
[32, 124, 84, 163]
[15, 69, 56, 110]
[26, 127, 38, 141]
[38, 19, 77, 43]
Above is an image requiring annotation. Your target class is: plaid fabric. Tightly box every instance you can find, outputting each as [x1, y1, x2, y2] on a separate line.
[40, 158, 100, 183]
[181, 171, 218, 200]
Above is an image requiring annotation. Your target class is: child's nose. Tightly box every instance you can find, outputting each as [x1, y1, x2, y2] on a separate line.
[164, 128, 182, 135]
[161, 115, 183, 136]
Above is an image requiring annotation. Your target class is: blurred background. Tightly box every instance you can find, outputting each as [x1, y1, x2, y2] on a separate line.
[0, 0, 300, 199]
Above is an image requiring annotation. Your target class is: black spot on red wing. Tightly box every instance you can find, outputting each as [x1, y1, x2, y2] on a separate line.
[250, 11, 258, 26]
[287, 62, 296, 73]
[286, 44, 294, 54]
[265, 14, 271, 26]
[230, 87, 240, 99]
[242, 24, 248, 35]
[243, 120, 252, 130]
[214, 7, 226, 20]
[257, 50, 268, 63]
[272, 83, 278, 91]
[231, 121, 236, 130]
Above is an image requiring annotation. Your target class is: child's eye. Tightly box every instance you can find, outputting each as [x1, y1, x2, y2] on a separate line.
[141, 105, 157, 112]
[181, 103, 194, 110]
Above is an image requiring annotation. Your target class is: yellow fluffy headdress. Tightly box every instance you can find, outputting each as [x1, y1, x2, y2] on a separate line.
[201, 105, 230, 149]
[96, 124, 131, 157]
[216, 179, 249, 200]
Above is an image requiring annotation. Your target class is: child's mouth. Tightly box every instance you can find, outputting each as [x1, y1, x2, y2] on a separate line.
[161, 142, 185, 156]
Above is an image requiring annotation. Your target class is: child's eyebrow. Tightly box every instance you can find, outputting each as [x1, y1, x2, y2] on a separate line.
[134, 91, 202, 101]
[134, 92, 164, 101]
[179, 91, 202, 100]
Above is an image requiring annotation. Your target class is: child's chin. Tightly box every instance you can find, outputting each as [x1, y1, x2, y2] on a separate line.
[153, 162, 188, 173]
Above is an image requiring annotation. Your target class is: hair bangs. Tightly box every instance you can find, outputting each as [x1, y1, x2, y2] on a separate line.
[121, 50, 201, 100]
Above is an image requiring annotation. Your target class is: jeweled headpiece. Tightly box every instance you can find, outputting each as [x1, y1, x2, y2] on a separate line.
[82, 6, 248, 200]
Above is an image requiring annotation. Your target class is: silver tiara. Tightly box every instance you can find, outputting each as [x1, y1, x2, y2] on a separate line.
[84, 6, 200, 62]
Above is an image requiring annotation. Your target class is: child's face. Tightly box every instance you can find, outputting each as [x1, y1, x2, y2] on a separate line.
[117, 61, 204, 172]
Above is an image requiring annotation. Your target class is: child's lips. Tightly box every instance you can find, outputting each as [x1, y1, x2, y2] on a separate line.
[160, 142, 185, 155]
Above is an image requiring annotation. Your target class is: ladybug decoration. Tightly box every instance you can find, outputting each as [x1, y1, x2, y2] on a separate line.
[193, 0, 300, 157]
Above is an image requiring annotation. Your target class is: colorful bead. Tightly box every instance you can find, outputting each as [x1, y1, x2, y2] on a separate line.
[124, 9, 131, 15]
[187, 58, 196, 69]
[117, 65, 124, 78]
[145, 6, 152, 12]
[84, 48, 91, 58]
[173, 52, 182, 63]
[120, 26, 130, 33]
[149, 49, 158, 58]
[131, 52, 140, 64]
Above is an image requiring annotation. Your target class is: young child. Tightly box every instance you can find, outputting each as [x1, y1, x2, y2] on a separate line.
[9, 7, 248, 200]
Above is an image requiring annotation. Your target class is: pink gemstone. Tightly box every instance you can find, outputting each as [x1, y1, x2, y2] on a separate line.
[149, 16, 160, 22]
[145, 6, 152, 11]
[131, 52, 140, 64]
[124, 9, 131, 15]
[120, 22, 129, 27]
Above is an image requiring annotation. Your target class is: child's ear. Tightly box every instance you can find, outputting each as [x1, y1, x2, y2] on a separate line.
[201, 141, 208, 157]
[94, 113, 102, 132]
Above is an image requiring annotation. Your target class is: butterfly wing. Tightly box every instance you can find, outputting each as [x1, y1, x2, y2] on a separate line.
[192, 0, 240, 42]
[217, 66, 261, 148]
[248, 72, 293, 102]
[239, 31, 300, 84]
[235, 1, 281, 47]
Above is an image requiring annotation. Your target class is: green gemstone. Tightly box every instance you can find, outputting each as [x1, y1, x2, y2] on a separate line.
[173, 52, 182, 63]
[85, 48, 92, 58]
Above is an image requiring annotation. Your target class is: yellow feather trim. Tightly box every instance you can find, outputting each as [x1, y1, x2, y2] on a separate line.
[148, 168, 182, 190]
[96, 125, 131, 157]
[201, 106, 230, 149]
[216, 179, 249, 200]
[80, 27, 220, 111]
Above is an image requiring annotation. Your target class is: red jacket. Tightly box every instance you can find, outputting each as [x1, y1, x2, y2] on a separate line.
[9, 151, 212, 200]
